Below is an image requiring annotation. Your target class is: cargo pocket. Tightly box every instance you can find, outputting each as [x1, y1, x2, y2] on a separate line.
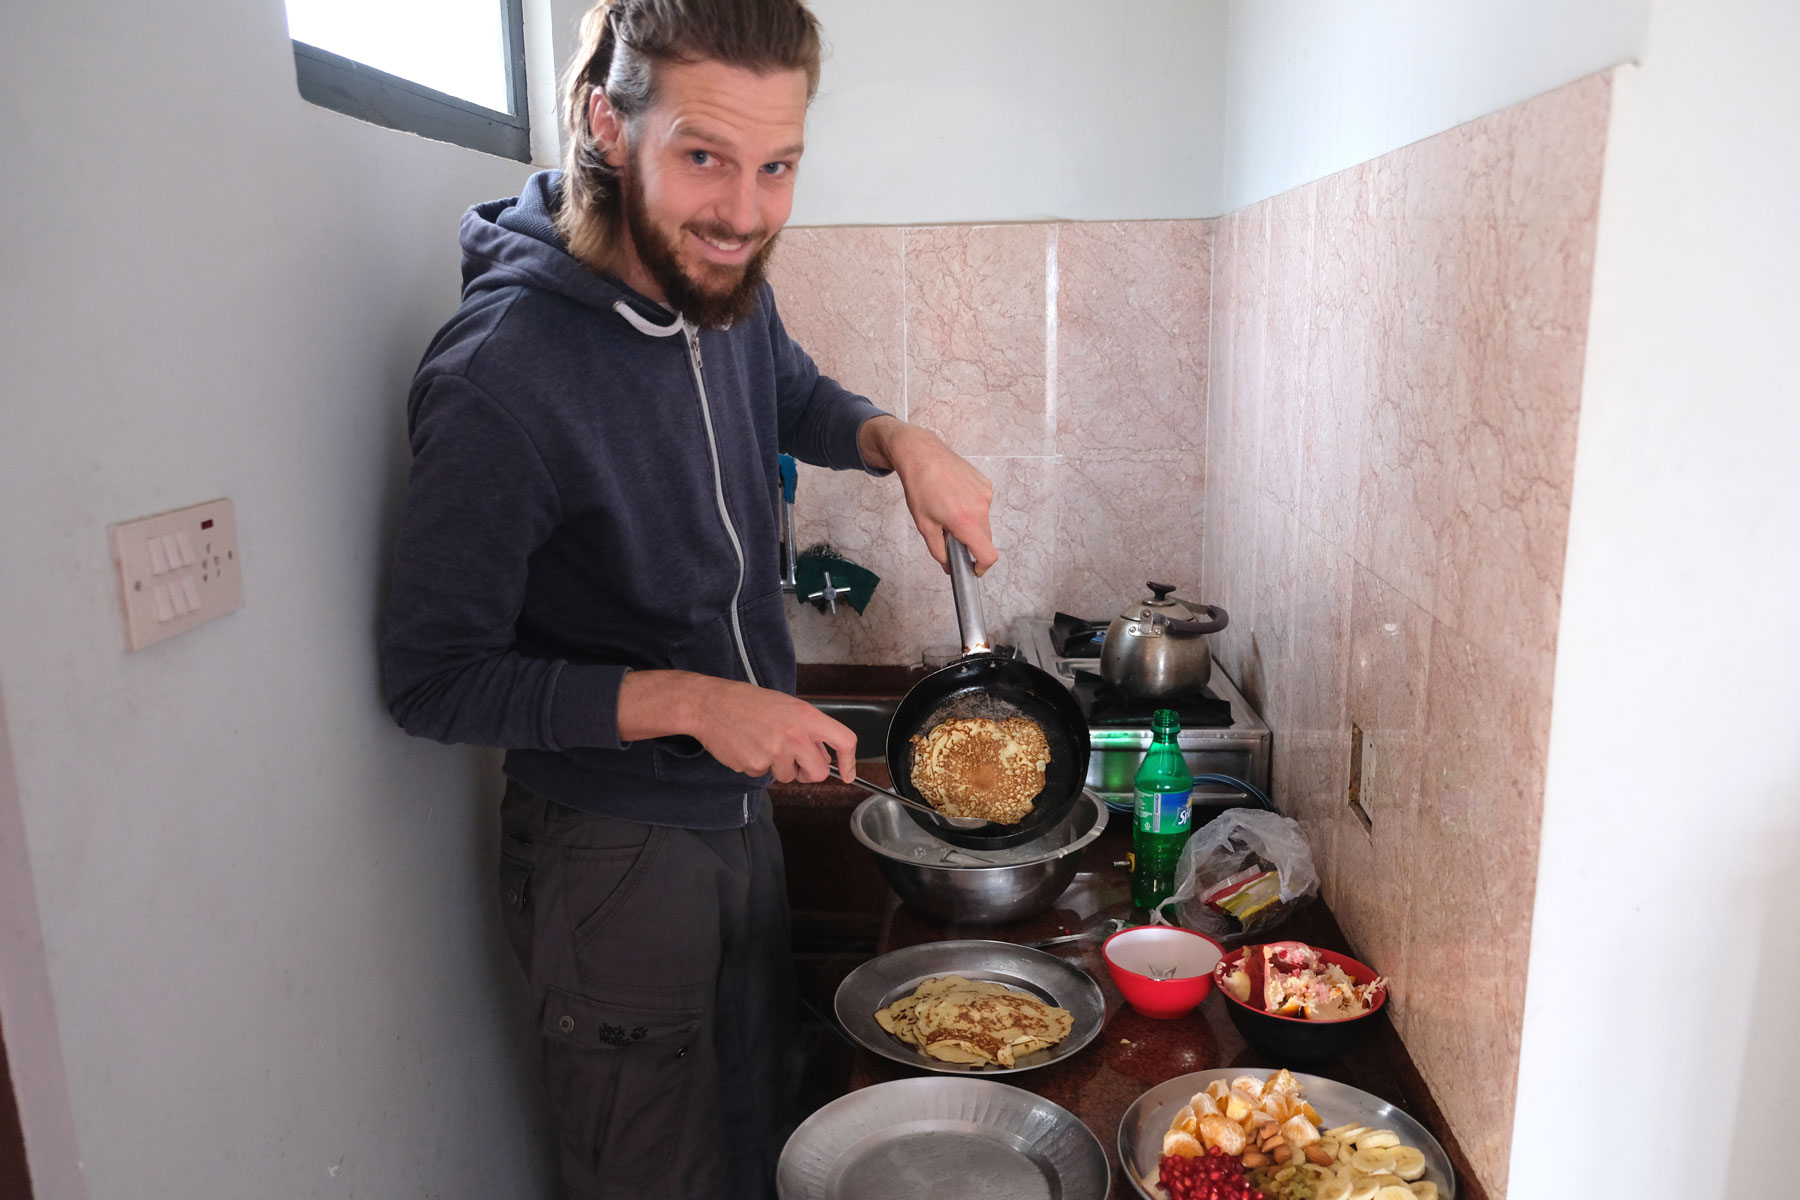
[497, 845, 533, 970]
[539, 985, 706, 1185]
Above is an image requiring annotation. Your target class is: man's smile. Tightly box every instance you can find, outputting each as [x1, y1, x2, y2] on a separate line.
[689, 227, 759, 265]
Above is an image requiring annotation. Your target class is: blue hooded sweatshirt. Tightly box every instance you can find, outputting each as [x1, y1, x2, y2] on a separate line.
[380, 170, 886, 827]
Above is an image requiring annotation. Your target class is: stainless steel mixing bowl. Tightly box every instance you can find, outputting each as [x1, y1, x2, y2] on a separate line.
[849, 790, 1108, 924]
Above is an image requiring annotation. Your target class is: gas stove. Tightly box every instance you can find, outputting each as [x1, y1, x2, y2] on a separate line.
[1013, 615, 1271, 815]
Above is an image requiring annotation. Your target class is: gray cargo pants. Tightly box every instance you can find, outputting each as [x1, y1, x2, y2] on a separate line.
[498, 780, 796, 1200]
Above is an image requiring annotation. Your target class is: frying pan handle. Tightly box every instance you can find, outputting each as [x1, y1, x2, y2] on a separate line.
[944, 532, 990, 654]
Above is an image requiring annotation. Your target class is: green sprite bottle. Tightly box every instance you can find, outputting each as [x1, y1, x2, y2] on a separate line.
[1130, 708, 1194, 910]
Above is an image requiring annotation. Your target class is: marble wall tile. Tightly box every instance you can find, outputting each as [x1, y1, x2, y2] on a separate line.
[1204, 72, 1614, 1198]
[768, 226, 907, 416]
[1227, 206, 1270, 508]
[1051, 450, 1205, 621]
[904, 225, 1052, 456]
[899, 455, 1061, 649]
[783, 462, 924, 666]
[1257, 189, 1314, 515]
[1055, 221, 1211, 456]
[1299, 163, 1372, 549]
[1404, 622, 1552, 1193]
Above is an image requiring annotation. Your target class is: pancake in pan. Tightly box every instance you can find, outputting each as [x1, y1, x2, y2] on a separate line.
[908, 716, 1051, 824]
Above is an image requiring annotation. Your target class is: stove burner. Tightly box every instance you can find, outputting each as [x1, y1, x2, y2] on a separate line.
[1051, 612, 1107, 658]
[1067, 668, 1234, 728]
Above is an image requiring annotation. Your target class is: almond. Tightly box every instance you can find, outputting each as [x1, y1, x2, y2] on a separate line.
[1241, 1151, 1270, 1168]
[1304, 1145, 1334, 1167]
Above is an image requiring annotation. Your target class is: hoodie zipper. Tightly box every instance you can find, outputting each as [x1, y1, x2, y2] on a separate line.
[684, 324, 761, 689]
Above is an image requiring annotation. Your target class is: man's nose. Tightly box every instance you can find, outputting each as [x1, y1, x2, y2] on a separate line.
[716, 169, 760, 236]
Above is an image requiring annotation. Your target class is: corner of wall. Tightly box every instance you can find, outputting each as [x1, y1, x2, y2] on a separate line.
[0, 674, 89, 1200]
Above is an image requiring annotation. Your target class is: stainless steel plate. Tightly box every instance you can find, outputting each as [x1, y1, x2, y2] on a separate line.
[778, 1076, 1110, 1200]
[1118, 1069, 1456, 1199]
[834, 940, 1106, 1075]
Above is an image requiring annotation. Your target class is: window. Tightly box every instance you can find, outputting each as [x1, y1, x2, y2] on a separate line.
[285, 0, 529, 161]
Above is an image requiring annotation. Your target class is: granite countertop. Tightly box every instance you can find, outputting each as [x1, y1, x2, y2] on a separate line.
[772, 779, 1489, 1200]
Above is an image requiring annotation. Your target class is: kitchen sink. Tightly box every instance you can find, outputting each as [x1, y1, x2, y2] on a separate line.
[802, 697, 898, 762]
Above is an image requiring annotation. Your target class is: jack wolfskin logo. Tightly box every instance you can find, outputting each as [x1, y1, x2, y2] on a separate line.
[595, 1022, 650, 1047]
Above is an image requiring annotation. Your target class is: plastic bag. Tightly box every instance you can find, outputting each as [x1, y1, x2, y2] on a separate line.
[1150, 809, 1319, 944]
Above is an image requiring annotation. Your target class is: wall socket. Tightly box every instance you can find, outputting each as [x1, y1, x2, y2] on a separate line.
[111, 498, 242, 651]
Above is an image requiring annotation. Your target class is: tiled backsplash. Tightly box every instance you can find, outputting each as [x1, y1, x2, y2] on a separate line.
[1203, 74, 1613, 1194]
[773, 71, 1611, 1196]
[768, 220, 1211, 664]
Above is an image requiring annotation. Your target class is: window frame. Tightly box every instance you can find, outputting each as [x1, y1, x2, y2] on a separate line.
[290, 0, 530, 162]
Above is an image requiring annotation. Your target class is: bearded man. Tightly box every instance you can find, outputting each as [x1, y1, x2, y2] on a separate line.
[379, 0, 996, 1196]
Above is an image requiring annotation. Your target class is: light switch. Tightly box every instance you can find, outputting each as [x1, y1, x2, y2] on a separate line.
[111, 499, 242, 651]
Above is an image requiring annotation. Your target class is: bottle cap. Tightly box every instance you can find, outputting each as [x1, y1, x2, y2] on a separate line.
[1152, 708, 1180, 734]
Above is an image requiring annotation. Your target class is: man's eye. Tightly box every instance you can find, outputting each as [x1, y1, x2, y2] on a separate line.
[761, 162, 791, 177]
[688, 150, 713, 166]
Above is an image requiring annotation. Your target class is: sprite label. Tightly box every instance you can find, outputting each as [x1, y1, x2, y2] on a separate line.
[1134, 787, 1192, 835]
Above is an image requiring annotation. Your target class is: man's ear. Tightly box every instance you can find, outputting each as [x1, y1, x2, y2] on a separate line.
[588, 91, 624, 165]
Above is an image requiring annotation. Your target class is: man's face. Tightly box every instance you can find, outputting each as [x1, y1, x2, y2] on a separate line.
[599, 59, 808, 326]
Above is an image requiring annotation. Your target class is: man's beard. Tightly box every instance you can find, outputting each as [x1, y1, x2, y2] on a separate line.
[621, 159, 779, 328]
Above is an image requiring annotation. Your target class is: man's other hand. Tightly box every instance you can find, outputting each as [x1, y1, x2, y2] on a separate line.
[619, 671, 858, 783]
[857, 415, 998, 575]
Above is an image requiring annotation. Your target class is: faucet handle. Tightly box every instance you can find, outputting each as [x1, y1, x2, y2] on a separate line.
[778, 454, 798, 504]
[804, 569, 845, 614]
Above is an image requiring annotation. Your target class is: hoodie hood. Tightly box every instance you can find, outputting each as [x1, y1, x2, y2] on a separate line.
[459, 169, 673, 326]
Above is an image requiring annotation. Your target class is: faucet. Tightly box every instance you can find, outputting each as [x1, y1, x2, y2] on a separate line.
[778, 454, 867, 614]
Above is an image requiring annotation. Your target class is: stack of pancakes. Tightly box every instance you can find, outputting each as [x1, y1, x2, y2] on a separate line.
[873, 974, 1074, 1068]
[908, 716, 1050, 824]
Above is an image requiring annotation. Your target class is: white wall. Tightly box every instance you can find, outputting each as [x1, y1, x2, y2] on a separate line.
[0, 2, 555, 1197]
[542, 0, 1230, 224]
[1220, 0, 1649, 212]
[797, 0, 1228, 223]
[1512, 0, 1800, 1196]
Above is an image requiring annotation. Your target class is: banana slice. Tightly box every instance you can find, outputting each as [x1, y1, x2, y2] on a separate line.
[1350, 1148, 1399, 1175]
[1327, 1123, 1371, 1142]
[1390, 1146, 1427, 1182]
[1408, 1184, 1438, 1200]
[1347, 1180, 1380, 1200]
[1315, 1180, 1351, 1200]
[1358, 1130, 1401, 1151]
[1373, 1188, 1414, 1200]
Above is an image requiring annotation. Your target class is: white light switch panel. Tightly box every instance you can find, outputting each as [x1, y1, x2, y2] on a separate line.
[111, 498, 242, 651]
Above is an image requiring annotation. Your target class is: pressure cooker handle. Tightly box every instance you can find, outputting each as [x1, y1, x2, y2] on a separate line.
[944, 532, 990, 653]
[1155, 604, 1230, 636]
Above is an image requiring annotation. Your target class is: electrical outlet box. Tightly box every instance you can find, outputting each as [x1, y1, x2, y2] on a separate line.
[111, 498, 242, 651]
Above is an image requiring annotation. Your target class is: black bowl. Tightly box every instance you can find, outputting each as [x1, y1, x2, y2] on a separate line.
[1214, 944, 1387, 1064]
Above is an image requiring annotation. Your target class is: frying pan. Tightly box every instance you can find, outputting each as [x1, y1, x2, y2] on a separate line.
[884, 534, 1091, 851]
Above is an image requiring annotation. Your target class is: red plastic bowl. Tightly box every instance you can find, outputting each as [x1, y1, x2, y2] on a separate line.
[1102, 926, 1225, 1020]
[1213, 943, 1387, 1062]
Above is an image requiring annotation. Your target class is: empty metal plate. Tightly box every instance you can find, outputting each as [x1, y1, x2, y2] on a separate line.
[778, 1076, 1109, 1200]
[1117, 1068, 1456, 1199]
[834, 939, 1106, 1075]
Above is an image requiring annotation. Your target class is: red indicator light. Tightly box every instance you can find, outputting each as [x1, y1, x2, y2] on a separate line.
[201, 519, 214, 529]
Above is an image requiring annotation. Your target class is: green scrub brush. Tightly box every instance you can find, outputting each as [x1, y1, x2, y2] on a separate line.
[793, 544, 880, 615]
